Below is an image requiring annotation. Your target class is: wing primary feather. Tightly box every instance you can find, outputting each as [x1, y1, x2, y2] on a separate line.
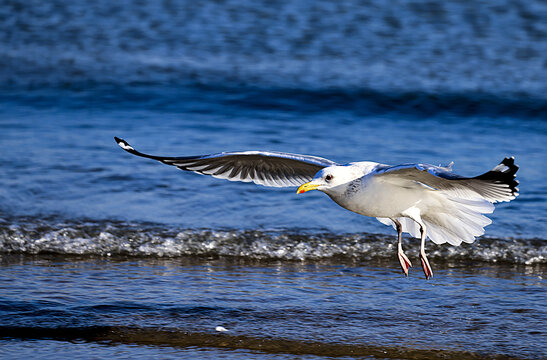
[213, 162, 234, 176]
[114, 137, 338, 188]
[240, 165, 250, 180]
[228, 164, 242, 179]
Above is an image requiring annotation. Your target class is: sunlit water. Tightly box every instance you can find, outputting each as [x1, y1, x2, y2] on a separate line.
[1, 0, 546, 358]
[1, 255, 545, 359]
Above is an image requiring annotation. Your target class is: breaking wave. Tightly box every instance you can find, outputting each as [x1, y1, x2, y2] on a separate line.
[0, 218, 544, 265]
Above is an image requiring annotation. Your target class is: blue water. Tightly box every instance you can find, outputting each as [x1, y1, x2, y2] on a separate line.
[1, 0, 546, 358]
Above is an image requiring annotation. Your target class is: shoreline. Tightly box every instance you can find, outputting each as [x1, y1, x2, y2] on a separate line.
[0, 326, 524, 360]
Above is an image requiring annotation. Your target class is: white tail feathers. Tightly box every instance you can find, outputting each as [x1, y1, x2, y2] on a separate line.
[377, 197, 495, 246]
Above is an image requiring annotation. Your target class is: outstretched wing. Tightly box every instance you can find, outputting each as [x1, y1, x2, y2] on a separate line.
[114, 137, 338, 187]
[373, 157, 519, 203]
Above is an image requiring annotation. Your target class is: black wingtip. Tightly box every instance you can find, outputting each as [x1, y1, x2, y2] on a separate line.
[475, 157, 519, 197]
[501, 156, 517, 168]
[114, 137, 135, 151]
[114, 136, 126, 146]
[500, 157, 519, 178]
[113, 137, 170, 162]
[503, 157, 519, 197]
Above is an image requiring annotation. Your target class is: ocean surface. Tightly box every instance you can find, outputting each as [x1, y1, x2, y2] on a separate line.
[1, 0, 546, 359]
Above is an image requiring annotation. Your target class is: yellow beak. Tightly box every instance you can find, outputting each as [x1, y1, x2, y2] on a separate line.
[297, 182, 319, 194]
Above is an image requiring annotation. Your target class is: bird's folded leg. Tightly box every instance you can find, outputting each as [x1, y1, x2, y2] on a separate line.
[420, 250, 433, 279]
[393, 219, 412, 276]
[419, 225, 433, 279]
[398, 243, 412, 276]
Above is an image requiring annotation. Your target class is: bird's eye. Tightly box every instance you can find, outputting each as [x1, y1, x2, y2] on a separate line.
[325, 174, 333, 181]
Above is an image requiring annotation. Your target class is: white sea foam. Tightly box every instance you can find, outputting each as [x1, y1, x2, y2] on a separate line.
[0, 219, 545, 265]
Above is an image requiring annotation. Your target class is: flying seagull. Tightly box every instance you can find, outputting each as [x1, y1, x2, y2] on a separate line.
[114, 137, 519, 279]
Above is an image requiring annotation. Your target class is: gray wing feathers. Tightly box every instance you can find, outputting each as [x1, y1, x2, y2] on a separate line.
[167, 152, 331, 187]
[114, 138, 337, 187]
[375, 159, 519, 203]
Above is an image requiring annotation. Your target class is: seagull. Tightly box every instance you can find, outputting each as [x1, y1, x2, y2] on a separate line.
[114, 137, 519, 279]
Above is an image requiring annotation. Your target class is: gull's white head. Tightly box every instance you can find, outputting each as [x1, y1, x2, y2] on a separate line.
[297, 165, 362, 195]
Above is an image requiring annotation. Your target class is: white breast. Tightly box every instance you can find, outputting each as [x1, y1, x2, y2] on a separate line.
[329, 174, 427, 218]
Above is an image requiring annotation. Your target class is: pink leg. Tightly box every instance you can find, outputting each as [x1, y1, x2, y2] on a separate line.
[394, 219, 412, 276]
[419, 225, 433, 279]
